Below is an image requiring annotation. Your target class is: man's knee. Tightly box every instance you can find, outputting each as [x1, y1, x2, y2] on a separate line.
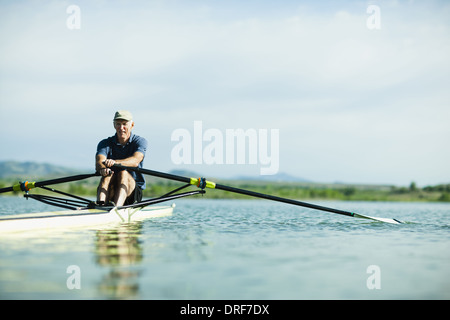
[117, 170, 135, 189]
[116, 170, 133, 181]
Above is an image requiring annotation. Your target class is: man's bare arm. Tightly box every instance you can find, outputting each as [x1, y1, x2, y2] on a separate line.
[96, 154, 110, 176]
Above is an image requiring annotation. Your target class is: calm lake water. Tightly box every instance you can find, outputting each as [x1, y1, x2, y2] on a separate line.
[0, 196, 449, 300]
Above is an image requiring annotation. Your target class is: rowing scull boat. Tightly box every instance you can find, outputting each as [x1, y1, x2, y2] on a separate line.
[0, 171, 205, 234]
[0, 205, 174, 234]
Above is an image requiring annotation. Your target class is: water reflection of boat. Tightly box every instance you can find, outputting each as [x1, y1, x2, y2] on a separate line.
[94, 223, 144, 299]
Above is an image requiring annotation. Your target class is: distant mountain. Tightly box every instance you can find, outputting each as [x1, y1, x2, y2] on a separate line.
[168, 170, 311, 183]
[0, 160, 312, 184]
[0, 161, 82, 179]
[169, 169, 202, 178]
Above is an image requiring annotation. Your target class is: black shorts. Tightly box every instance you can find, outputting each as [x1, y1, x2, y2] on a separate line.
[124, 186, 143, 206]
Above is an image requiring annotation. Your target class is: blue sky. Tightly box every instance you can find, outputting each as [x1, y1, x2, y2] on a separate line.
[0, 0, 449, 186]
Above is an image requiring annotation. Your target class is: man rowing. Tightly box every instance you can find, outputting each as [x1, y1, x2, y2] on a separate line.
[95, 110, 148, 207]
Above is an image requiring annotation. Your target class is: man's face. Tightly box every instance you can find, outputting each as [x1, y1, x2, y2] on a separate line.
[114, 119, 134, 141]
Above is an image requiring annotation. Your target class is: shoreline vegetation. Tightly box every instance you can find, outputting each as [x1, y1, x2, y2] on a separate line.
[1, 176, 449, 203]
[0, 160, 448, 202]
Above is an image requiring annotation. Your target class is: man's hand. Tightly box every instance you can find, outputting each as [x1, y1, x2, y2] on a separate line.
[104, 159, 116, 168]
[100, 167, 113, 177]
[99, 159, 116, 176]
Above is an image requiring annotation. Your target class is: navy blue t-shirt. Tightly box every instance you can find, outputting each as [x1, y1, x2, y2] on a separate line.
[96, 133, 148, 190]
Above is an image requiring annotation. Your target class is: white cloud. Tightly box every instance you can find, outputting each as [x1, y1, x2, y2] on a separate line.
[0, 0, 449, 185]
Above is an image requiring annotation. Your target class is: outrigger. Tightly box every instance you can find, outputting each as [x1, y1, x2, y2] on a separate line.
[0, 164, 403, 234]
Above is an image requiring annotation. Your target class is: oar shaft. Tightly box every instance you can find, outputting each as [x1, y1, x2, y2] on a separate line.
[0, 173, 99, 194]
[214, 183, 354, 217]
[125, 167, 192, 184]
[33, 173, 99, 188]
[112, 164, 355, 218]
[0, 186, 14, 193]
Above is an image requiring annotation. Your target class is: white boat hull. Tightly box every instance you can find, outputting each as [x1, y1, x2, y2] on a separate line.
[0, 204, 174, 234]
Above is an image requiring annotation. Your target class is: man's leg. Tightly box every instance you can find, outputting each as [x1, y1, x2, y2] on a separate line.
[114, 170, 136, 207]
[97, 174, 114, 204]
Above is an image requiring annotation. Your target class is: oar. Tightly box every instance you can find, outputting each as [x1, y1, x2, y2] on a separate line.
[111, 164, 403, 224]
[0, 173, 99, 194]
